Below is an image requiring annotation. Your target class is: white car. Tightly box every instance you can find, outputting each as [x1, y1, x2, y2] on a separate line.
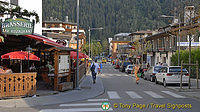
[155, 66, 189, 87]
[125, 65, 134, 74]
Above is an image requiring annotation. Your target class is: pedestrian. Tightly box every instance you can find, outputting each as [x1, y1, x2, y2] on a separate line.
[90, 60, 100, 84]
[147, 63, 150, 68]
[99, 62, 103, 74]
[134, 64, 140, 84]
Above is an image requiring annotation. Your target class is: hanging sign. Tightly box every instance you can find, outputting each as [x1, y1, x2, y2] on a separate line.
[1, 18, 34, 35]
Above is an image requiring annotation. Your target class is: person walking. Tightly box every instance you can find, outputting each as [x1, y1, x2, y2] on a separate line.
[134, 64, 140, 84]
[90, 60, 100, 84]
[99, 62, 103, 74]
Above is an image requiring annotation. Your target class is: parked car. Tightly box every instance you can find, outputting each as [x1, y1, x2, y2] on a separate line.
[143, 66, 163, 82]
[119, 62, 131, 72]
[125, 65, 134, 74]
[155, 66, 189, 87]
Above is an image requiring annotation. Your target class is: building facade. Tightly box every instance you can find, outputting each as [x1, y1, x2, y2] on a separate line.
[42, 20, 86, 50]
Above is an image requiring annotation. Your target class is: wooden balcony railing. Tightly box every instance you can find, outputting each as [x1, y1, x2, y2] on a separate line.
[0, 72, 37, 98]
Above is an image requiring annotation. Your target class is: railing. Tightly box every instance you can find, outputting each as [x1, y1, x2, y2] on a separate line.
[0, 72, 37, 98]
[79, 63, 86, 84]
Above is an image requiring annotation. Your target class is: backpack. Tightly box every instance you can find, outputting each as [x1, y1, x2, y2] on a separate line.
[91, 63, 96, 72]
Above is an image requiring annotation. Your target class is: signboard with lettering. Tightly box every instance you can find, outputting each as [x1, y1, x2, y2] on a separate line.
[177, 42, 200, 46]
[58, 55, 70, 73]
[1, 18, 34, 35]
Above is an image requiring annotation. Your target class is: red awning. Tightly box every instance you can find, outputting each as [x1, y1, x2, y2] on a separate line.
[70, 51, 88, 59]
[25, 34, 66, 48]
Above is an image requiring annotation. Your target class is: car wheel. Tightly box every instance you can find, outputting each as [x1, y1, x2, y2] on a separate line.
[163, 79, 167, 87]
[150, 76, 154, 82]
[155, 78, 158, 84]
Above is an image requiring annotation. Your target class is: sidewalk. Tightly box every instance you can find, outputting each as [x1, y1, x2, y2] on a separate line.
[167, 78, 200, 101]
[0, 75, 104, 108]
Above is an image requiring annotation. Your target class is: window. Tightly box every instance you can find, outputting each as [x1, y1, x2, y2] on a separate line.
[169, 67, 187, 72]
[154, 66, 162, 72]
[10, 0, 18, 5]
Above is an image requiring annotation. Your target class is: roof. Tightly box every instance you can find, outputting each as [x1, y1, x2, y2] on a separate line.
[129, 30, 153, 36]
[47, 46, 75, 51]
[42, 27, 65, 31]
[25, 34, 67, 48]
[114, 33, 131, 37]
[43, 21, 77, 25]
[43, 21, 63, 24]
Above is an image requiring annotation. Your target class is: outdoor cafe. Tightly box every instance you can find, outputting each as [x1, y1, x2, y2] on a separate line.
[0, 18, 88, 98]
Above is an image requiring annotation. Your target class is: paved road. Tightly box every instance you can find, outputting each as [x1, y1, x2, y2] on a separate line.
[2, 63, 200, 112]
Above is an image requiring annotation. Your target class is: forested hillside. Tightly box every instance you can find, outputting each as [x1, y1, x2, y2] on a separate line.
[42, 0, 200, 41]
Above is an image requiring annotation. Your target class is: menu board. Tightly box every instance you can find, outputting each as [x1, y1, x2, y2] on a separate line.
[58, 55, 70, 73]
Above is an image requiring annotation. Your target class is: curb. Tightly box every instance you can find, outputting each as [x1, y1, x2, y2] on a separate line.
[0, 76, 105, 108]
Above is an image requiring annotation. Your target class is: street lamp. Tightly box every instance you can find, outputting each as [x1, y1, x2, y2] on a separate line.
[88, 27, 103, 58]
[76, 0, 80, 89]
[91, 40, 101, 59]
[26, 45, 32, 71]
[160, 14, 181, 66]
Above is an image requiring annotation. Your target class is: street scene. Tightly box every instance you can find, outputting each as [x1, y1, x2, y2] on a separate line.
[0, 0, 200, 112]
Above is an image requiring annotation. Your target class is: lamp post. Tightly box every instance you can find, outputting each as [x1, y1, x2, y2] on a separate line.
[76, 0, 80, 89]
[160, 14, 181, 66]
[26, 45, 32, 71]
[88, 27, 103, 58]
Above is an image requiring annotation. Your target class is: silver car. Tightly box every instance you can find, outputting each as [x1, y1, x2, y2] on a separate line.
[143, 66, 162, 82]
[155, 66, 189, 87]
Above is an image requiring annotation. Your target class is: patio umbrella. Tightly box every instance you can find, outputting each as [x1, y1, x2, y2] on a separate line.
[70, 51, 85, 59]
[1, 51, 40, 73]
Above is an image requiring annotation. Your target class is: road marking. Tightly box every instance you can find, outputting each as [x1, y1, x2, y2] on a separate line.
[87, 99, 109, 101]
[107, 91, 121, 99]
[40, 108, 113, 112]
[60, 103, 101, 107]
[144, 91, 164, 98]
[162, 91, 186, 98]
[126, 91, 142, 98]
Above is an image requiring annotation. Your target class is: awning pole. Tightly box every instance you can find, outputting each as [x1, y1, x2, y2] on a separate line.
[20, 60, 23, 73]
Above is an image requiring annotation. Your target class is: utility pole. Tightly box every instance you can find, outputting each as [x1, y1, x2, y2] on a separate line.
[76, 0, 80, 89]
[178, 13, 181, 66]
[88, 27, 91, 57]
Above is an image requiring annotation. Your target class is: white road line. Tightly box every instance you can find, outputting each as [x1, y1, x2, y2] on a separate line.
[144, 91, 164, 98]
[87, 99, 109, 101]
[107, 91, 121, 99]
[126, 91, 142, 98]
[60, 103, 101, 107]
[162, 91, 186, 98]
[40, 108, 113, 112]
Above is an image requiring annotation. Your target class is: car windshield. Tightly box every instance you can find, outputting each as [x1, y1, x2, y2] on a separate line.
[169, 67, 187, 72]
[154, 66, 162, 72]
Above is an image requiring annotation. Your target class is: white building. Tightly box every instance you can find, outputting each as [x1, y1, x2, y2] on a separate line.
[0, 0, 42, 34]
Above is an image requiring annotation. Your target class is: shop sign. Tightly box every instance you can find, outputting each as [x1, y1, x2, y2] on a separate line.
[177, 42, 200, 46]
[1, 18, 34, 35]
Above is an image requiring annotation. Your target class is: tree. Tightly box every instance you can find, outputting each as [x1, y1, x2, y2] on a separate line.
[81, 41, 103, 57]
[129, 39, 152, 64]
[0, 3, 39, 23]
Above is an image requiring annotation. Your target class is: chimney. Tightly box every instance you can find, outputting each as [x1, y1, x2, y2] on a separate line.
[65, 16, 69, 22]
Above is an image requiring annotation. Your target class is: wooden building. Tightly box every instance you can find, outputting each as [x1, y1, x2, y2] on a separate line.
[42, 20, 86, 50]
